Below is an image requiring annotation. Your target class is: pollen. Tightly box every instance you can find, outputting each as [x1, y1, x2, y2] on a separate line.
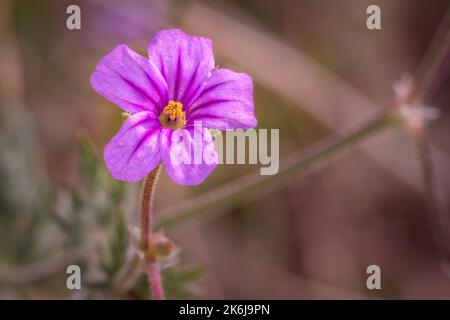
[159, 100, 186, 129]
[121, 112, 131, 122]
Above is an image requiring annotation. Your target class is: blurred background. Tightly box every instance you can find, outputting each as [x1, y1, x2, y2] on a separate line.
[0, 0, 449, 299]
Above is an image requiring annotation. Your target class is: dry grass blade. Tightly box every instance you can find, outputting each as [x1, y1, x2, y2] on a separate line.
[156, 110, 396, 230]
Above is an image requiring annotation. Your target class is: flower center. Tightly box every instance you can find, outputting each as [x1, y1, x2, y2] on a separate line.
[159, 100, 186, 129]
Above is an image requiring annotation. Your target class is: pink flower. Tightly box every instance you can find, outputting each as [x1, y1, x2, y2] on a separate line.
[91, 29, 256, 185]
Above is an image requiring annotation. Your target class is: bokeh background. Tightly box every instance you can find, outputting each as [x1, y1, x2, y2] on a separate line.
[0, 0, 450, 299]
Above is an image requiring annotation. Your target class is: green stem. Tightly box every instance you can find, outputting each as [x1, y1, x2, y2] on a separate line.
[156, 110, 398, 230]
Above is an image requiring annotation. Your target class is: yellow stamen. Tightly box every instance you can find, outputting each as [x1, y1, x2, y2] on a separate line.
[121, 112, 131, 122]
[159, 100, 186, 129]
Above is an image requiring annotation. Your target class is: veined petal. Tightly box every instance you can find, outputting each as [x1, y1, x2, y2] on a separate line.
[160, 126, 217, 185]
[147, 29, 214, 107]
[104, 112, 162, 182]
[187, 69, 256, 129]
[91, 44, 169, 114]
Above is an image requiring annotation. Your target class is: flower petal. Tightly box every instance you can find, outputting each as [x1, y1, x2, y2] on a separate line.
[147, 29, 214, 107]
[91, 44, 168, 114]
[187, 69, 256, 129]
[160, 126, 217, 185]
[104, 112, 161, 182]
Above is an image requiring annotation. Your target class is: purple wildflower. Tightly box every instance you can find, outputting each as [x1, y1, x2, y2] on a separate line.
[91, 29, 256, 185]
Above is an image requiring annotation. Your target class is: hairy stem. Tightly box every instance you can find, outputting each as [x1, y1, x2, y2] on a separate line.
[140, 165, 164, 300]
[148, 261, 164, 300]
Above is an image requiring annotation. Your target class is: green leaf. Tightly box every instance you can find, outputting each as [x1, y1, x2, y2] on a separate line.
[163, 265, 206, 299]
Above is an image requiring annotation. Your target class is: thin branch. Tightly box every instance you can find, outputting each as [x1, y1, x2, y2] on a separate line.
[415, 130, 450, 257]
[409, 8, 450, 262]
[156, 110, 398, 230]
[411, 7, 450, 103]
[139, 165, 165, 300]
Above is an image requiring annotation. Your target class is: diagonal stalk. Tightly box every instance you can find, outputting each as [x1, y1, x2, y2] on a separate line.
[156, 110, 398, 230]
[409, 8, 450, 263]
[155, 7, 450, 235]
